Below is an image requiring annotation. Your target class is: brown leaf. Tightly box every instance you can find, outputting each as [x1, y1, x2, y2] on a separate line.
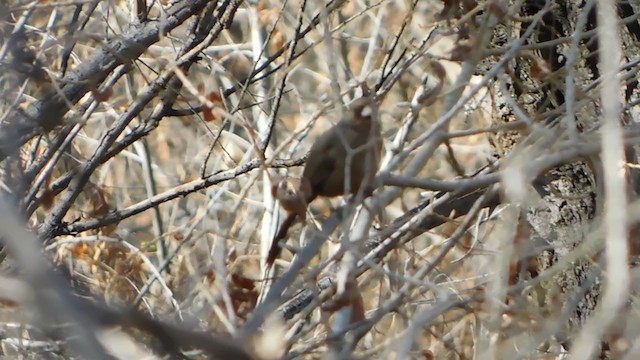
[449, 44, 473, 62]
[40, 188, 55, 210]
[73, 243, 87, 258]
[92, 87, 113, 103]
[203, 91, 223, 122]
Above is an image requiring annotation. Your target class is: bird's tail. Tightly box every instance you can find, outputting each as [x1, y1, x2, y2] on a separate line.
[258, 213, 299, 303]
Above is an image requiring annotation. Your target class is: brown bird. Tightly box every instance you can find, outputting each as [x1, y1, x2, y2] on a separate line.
[267, 97, 383, 268]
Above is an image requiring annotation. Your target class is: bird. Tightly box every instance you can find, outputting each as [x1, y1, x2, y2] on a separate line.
[266, 96, 383, 269]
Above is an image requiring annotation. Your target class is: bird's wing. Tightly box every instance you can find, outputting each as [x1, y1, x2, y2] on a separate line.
[302, 129, 341, 195]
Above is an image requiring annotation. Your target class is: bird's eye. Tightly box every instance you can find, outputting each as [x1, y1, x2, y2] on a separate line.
[360, 105, 372, 118]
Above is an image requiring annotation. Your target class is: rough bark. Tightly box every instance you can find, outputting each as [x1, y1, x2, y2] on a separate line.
[475, 0, 640, 356]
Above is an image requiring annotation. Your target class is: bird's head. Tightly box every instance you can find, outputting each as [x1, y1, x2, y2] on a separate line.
[348, 96, 378, 124]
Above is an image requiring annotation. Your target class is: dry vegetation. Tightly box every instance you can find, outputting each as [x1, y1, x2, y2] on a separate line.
[2, 0, 640, 359]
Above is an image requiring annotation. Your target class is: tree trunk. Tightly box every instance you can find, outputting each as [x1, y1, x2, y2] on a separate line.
[478, 0, 640, 357]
